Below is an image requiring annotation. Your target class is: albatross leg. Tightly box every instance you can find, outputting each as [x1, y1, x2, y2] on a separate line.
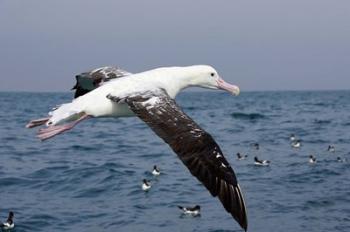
[26, 117, 50, 128]
[37, 114, 90, 141]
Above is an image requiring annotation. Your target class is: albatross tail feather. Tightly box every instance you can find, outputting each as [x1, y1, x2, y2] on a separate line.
[26, 117, 50, 128]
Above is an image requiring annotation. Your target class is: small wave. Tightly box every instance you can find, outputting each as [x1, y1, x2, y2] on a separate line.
[26, 166, 69, 179]
[312, 102, 328, 106]
[303, 199, 335, 210]
[0, 177, 35, 187]
[342, 122, 350, 126]
[313, 119, 332, 124]
[231, 112, 267, 120]
[305, 139, 328, 144]
[69, 144, 99, 151]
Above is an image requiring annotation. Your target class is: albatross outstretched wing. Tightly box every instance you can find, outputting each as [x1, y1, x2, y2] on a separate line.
[107, 90, 248, 231]
[72, 66, 132, 98]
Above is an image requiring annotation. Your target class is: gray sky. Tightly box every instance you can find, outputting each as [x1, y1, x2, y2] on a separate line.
[1, 0, 349, 92]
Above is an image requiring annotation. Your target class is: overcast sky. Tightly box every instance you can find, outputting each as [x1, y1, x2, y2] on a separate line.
[1, 0, 349, 92]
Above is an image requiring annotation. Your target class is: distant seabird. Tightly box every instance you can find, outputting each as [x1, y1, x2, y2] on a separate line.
[254, 156, 270, 166]
[328, 145, 335, 153]
[27, 65, 247, 231]
[309, 155, 316, 164]
[152, 165, 160, 176]
[337, 157, 346, 162]
[178, 205, 201, 216]
[253, 143, 259, 150]
[1, 211, 14, 230]
[291, 140, 301, 148]
[236, 153, 248, 160]
[142, 179, 151, 191]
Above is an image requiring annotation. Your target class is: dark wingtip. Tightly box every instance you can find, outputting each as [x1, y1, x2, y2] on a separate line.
[235, 184, 248, 231]
[219, 183, 248, 231]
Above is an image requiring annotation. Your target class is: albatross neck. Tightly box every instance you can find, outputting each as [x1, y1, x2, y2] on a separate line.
[158, 67, 201, 99]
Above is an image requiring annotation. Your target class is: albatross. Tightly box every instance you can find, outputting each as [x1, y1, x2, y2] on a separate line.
[26, 65, 248, 231]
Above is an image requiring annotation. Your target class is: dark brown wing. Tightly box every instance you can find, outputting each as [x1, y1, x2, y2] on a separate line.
[72, 66, 131, 98]
[107, 90, 248, 231]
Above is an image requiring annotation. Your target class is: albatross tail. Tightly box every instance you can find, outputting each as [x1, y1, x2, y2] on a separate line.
[26, 117, 50, 128]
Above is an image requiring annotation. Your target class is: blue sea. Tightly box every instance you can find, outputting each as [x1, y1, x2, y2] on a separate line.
[1, 90, 349, 232]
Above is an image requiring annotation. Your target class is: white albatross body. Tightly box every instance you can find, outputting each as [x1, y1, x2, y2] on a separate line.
[48, 66, 237, 126]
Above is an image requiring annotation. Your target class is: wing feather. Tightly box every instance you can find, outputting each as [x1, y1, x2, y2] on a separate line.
[107, 90, 248, 231]
[72, 66, 132, 98]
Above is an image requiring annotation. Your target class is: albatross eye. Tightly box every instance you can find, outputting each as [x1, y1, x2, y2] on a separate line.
[210, 73, 215, 77]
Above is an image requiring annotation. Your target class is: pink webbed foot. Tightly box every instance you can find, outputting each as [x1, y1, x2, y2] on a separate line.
[37, 114, 90, 141]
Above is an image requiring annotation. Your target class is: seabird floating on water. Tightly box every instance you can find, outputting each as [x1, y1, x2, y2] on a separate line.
[142, 179, 151, 191]
[236, 153, 248, 160]
[26, 65, 247, 231]
[254, 156, 270, 166]
[252, 143, 259, 150]
[1, 211, 14, 230]
[328, 145, 335, 153]
[291, 140, 301, 148]
[337, 157, 346, 162]
[152, 165, 160, 176]
[178, 205, 201, 216]
[309, 155, 316, 164]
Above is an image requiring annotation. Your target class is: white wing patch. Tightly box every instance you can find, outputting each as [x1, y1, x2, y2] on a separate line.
[141, 96, 160, 107]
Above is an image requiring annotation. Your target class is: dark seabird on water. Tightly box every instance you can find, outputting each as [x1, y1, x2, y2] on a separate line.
[178, 205, 201, 216]
[236, 153, 248, 160]
[291, 140, 301, 148]
[1, 211, 14, 230]
[142, 179, 151, 191]
[252, 143, 260, 150]
[254, 156, 270, 166]
[309, 155, 317, 164]
[328, 145, 335, 153]
[26, 65, 248, 231]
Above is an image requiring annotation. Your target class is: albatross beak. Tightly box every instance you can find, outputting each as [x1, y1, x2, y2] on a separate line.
[217, 77, 240, 96]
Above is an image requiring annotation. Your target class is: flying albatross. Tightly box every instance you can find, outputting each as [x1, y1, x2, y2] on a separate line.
[26, 65, 248, 231]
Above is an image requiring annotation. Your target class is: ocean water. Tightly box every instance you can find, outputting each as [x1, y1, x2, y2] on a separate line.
[0, 90, 349, 232]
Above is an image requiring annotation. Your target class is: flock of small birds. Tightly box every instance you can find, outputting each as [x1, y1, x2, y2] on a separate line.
[141, 165, 201, 216]
[236, 133, 347, 166]
[141, 133, 347, 219]
[4, 132, 347, 229]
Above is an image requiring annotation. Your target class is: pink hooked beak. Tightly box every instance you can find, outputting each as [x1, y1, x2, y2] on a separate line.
[217, 77, 240, 96]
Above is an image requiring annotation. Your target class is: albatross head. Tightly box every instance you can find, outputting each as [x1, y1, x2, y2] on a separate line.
[177, 65, 240, 96]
